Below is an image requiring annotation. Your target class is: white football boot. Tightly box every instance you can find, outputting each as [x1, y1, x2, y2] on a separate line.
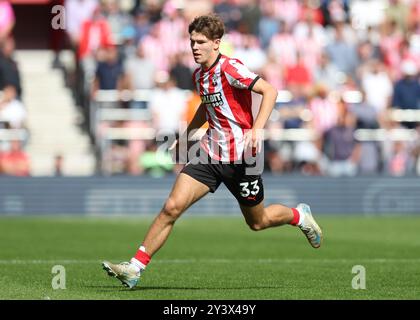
[102, 261, 142, 289]
[296, 203, 323, 248]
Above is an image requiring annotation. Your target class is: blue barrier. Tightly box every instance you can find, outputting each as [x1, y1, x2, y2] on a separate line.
[0, 176, 419, 215]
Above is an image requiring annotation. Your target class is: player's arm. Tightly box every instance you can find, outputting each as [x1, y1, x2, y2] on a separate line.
[186, 103, 207, 134]
[251, 78, 278, 130]
[245, 78, 278, 152]
[169, 103, 207, 151]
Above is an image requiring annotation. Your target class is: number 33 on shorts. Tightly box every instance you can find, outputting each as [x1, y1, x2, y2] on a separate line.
[239, 179, 260, 197]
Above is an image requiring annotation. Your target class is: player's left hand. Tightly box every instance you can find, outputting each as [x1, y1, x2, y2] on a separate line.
[243, 128, 264, 155]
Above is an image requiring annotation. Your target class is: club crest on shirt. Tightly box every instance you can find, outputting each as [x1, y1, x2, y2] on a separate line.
[201, 92, 223, 108]
[211, 73, 218, 86]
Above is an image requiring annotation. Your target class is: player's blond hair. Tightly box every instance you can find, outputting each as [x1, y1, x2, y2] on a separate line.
[188, 14, 225, 40]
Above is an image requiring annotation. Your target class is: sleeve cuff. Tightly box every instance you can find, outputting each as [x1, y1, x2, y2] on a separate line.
[248, 76, 260, 91]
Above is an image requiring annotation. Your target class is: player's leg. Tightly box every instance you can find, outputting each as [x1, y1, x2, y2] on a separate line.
[223, 167, 322, 248]
[223, 171, 296, 228]
[102, 173, 210, 288]
[141, 172, 210, 255]
[239, 201, 323, 249]
[239, 201, 294, 231]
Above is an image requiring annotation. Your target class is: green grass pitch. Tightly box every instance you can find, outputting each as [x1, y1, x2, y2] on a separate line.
[0, 215, 419, 300]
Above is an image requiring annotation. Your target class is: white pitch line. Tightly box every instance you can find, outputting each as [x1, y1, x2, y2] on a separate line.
[0, 258, 419, 265]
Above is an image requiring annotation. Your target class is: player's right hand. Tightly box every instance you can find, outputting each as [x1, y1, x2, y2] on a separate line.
[169, 139, 178, 152]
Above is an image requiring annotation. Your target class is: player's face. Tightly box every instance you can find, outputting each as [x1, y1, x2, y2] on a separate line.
[190, 31, 220, 68]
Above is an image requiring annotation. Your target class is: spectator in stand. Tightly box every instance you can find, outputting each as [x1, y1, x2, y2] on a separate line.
[239, 0, 261, 36]
[391, 60, 420, 128]
[326, 21, 358, 79]
[169, 52, 194, 91]
[133, 11, 152, 44]
[411, 126, 420, 175]
[266, 85, 309, 174]
[91, 46, 124, 106]
[124, 44, 156, 108]
[387, 141, 414, 176]
[0, 140, 30, 176]
[102, 0, 133, 46]
[294, 6, 327, 49]
[65, 0, 98, 46]
[0, 85, 26, 129]
[407, 0, 420, 33]
[276, 85, 307, 129]
[284, 51, 313, 96]
[260, 53, 284, 90]
[379, 19, 404, 80]
[313, 52, 343, 90]
[54, 154, 64, 176]
[308, 84, 338, 134]
[139, 140, 173, 177]
[320, 0, 350, 26]
[149, 73, 187, 137]
[385, 0, 410, 33]
[322, 108, 360, 177]
[149, 73, 188, 173]
[140, 24, 169, 72]
[268, 20, 297, 68]
[124, 45, 157, 175]
[261, 0, 300, 28]
[399, 39, 420, 75]
[64, 0, 99, 112]
[214, 0, 242, 32]
[102, 140, 129, 175]
[0, 37, 22, 99]
[293, 119, 322, 176]
[300, 0, 324, 25]
[159, 2, 188, 60]
[357, 40, 379, 62]
[349, 91, 382, 175]
[296, 23, 324, 76]
[0, 0, 15, 44]
[349, 91, 379, 131]
[232, 33, 266, 73]
[78, 5, 114, 83]
[258, 1, 279, 49]
[119, 24, 137, 60]
[359, 59, 393, 118]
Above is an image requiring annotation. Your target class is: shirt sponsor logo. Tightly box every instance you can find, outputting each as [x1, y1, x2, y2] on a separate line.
[201, 93, 223, 108]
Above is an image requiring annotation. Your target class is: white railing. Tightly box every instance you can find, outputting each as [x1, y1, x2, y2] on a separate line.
[92, 89, 420, 142]
[91, 89, 420, 172]
[0, 128, 28, 141]
[100, 127, 418, 142]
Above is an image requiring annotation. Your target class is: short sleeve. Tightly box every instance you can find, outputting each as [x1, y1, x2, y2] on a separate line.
[223, 59, 260, 90]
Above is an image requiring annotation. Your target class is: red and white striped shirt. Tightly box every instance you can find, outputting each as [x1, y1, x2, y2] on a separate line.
[193, 54, 260, 162]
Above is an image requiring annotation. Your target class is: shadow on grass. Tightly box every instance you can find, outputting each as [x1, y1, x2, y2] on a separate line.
[85, 285, 282, 292]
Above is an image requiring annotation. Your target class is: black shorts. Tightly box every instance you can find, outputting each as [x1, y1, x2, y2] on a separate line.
[181, 160, 264, 207]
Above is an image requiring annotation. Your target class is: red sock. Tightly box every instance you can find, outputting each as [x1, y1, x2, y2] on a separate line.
[131, 246, 151, 269]
[289, 208, 300, 226]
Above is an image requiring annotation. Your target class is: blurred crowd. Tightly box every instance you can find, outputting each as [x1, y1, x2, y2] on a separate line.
[2, 0, 420, 177]
[0, 0, 30, 176]
[60, 0, 420, 177]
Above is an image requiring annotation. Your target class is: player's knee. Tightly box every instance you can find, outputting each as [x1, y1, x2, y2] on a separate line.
[247, 221, 264, 231]
[162, 197, 183, 221]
